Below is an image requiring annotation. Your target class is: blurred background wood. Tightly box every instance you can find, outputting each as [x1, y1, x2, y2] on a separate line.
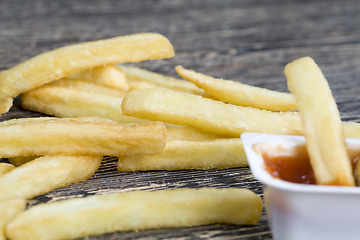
[1, 0, 360, 239]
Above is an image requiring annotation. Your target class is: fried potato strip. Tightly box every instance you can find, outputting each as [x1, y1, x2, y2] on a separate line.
[0, 163, 15, 175]
[68, 65, 129, 91]
[121, 88, 360, 138]
[0, 198, 26, 240]
[48, 78, 127, 97]
[0, 98, 13, 115]
[6, 188, 262, 240]
[0, 33, 174, 101]
[346, 145, 360, 186]
[118, 138, 247, 171]
[120, 65, 213, 98]
[121, 88, 303, 137]
[285, 57, 354, 186]
[166, 126, 224, 141]
[176, 66, 296, 111]
[21, 86, 146, 124]
[0, 117, 165, 158]
[343, 122, 360, 139]
[0, 155, 102, 201]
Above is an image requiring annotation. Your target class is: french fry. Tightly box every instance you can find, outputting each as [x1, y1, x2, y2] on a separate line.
[121, 88, 303, 137]
[285, 57, 354, 186]
[0, 163, 15, 175]
[166, 126, 224, 141]
[0, 198, 26, 240]
[353, 159, 360, 186]
[0, 98, 13, 115]
[68, 65, 129, 91]
[343, 121, 360, 139]
[118, 138, 247, 171]
[48, 78, 127, 97]
[21, 86, 147, 124]
[121, 88, 360, 138]
[126, 78, 160, 90]
[345, 145, 360, 186]
[0, 33, 174, 102]
[120, 65, 213, 98]
[0, 155, 102, 201]
[0, 117, 165, 158]
[354, 163, 360, 186]
[176, 66, 297, 112]
[8, 156, 40, 167]
[6, 188, 263, 240]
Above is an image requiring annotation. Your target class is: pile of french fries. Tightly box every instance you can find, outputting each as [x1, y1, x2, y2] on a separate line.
[0, 33, 264, 240]
[1, 31, 359, 239]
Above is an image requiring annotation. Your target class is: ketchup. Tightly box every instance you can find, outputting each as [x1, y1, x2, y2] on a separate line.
[256, 144, 360, 185]
[262, 152, 316, 185]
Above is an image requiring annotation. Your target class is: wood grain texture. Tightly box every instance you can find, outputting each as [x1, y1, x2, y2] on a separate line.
[1, 0, 360, 239]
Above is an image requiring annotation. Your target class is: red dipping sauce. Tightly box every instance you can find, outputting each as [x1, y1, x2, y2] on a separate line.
[262, 152, 316, 184]
[254, 142, 360, 185]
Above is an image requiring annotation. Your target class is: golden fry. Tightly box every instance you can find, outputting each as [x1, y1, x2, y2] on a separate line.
[343, 122, 360, 139]
[354, 162, 360, 186]
[347, 145, 360, 186]
[0, 117, 165, 158]
[118, 138, 247, 171]
[126, 78, 159, 90]
[121, 88, 360, 138]
[0, 33, 174, 101]
[0, 163, 15, 175]
[21, 86, 146, 124]
[120, 65, 213, 98]
[0, 155, 102, 201]
[68, 65, 129, 91]
[285, 57, 354, 186]
[6, 188, 262, 240]
[121, 88, 303, 137]
[48, 78, 127, 97]
[176, 65, 296, 111]
[166, 126, 224, 141]
[0, 198, 26, 240]
[0, 98, 13, 115]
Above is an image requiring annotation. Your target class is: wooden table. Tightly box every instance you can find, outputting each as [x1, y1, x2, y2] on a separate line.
[1, 0, 360, 239]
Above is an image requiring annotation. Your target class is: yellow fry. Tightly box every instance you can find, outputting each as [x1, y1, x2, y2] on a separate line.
[343, 122, 360, 139]
[0, 198, 26, 240]
[118, 138, 247, 171]
[68, 65, 129, 91]
[0, 155, 102, 201]
[121, 88, 360, 138]
[48, 78, 127, 97]
[8, 156, 40, 167]
[120, 65, 213, 98]
[0, 117, 165, 158]
[176, 65, 296, 111]
[127, 78, 160, 90]
[6, 188, 262, 240]
[121, 88, 303, 137]
[0, 33, 174, 101]
[0, 98, 13, 115]
[354, 162, 360, 186]
[166, 126, 224, 141]
[0, 163, 15, 175]
[347, 145, 360, 186]
[21, 86, 147, 124]
[285, 57, 354, 186]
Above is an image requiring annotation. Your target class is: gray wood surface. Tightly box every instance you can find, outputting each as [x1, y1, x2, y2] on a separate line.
[1, 0, 360, 239]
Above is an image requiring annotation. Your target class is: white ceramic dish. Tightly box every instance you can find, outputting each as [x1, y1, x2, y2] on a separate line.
[241, 132, 360, 240]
